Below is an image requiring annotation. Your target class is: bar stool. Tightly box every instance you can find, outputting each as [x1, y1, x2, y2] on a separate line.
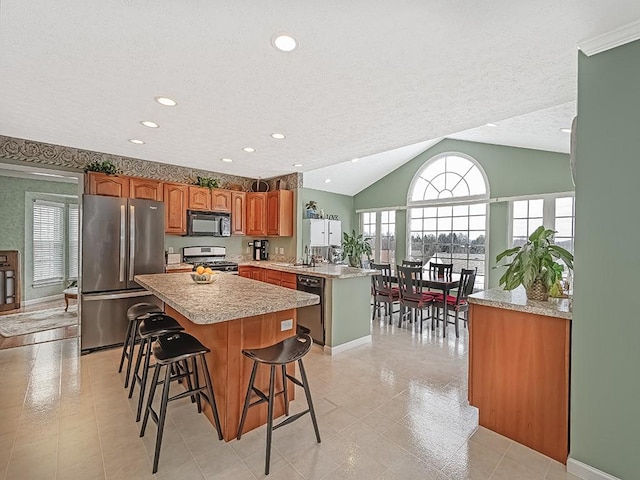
[128, 314, 184, 422]
[119, 303, 163, 388]
[140, 332, 223, 474]
[236, 333, 321, 475]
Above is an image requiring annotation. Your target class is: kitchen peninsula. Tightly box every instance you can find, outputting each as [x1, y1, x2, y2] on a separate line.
[467, 287, 571, 463]
[239, 261, 378, 354]
[135, 272, 319, 441]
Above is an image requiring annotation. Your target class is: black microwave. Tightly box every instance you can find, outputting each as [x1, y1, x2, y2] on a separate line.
[187, 210, 231, 237]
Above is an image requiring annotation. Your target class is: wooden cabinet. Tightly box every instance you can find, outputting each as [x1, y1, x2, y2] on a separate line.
[164, 183, 188, 235]
[86, 172, 130, 197]
[266, 269, 282, 286]
[231, 192, 246, 235]
[250, 267, 266, 282]
[211, 189, 232, 212]
[281, 272, 297, 290]
[130, 178, 163, 201]
[266, 190, 294, 236]
[188, 186, 211, 211]
[246, 193, 267, 236]
[238, 266, 252, 278]
[469, 303, 570, 463]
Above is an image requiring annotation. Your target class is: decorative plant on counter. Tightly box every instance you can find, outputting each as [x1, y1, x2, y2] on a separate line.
[84, 160, 121, 175]
[195, 176, 218, 189]
[494, 225, 574, 301]
[342, 229, 372, 268]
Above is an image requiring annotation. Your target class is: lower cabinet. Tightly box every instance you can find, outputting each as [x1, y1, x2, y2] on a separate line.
[238, 267, 297, 290]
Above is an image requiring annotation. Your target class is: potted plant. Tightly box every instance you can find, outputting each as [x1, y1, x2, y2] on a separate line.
[342, 229, 372, 268]
[195, 176, 218, 189]
[84, 160, 121, 175]
[305, 200, 317, 219]
[494, 225, 574, 301]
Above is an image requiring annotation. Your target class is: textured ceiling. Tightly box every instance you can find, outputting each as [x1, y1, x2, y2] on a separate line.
[1, 1, 639, 182]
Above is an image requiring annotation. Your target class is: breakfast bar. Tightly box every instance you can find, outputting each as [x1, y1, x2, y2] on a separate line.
[135, 272, 319, 441]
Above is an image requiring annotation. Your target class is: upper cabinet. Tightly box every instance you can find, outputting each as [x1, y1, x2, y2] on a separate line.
[130, 178, 163, 201]
[231, 191, 246, 235]
[266, 190, 293, 236]
[246, 193, 267, 236]
[164, 183, 188, 235]
[308, 219, 342, 246]
[211, 189, 232, 212]
[86, 172, 130, 197]
[188, 186, 211, 211]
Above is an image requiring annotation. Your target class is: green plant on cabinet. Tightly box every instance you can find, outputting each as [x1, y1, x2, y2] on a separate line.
[195, 176, 218, 189]
[342, 229, 372, 268]
[494, 225, 574, 301]
[84, 160, 121, 175]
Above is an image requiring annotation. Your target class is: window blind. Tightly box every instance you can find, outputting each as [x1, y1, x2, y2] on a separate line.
[33, 200, 65, 284]
[68, 204, 79, 279]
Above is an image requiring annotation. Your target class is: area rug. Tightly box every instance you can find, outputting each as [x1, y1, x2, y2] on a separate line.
[0, 306, 78, 337]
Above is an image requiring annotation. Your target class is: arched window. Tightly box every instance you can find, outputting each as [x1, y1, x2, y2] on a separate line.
[407, 153, 489, 287]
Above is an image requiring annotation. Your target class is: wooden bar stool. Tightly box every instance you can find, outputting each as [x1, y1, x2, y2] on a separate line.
[128, 314, 184, 422]
[119, 303, 163, 388]
[140, 332, 223, 474]
[236, 333, 321, 475]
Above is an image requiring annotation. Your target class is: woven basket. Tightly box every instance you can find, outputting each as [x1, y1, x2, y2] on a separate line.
[526, 280, 549, 301]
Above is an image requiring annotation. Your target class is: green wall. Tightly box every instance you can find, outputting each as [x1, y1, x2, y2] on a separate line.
[0, 175, 79, 301]
[354, 139, 573, 286]
[571, 41, 640, 479]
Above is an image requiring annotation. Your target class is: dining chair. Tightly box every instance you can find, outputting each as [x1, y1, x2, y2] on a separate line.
[371, 263, 399, 324]
[428, 261, 453, 280]
[396, 265, 435, 332]
[402, 260, 423, 267]
[432, 268, 476, 338]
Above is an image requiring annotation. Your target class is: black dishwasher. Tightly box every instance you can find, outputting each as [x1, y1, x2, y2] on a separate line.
[297, 275, 325, 345]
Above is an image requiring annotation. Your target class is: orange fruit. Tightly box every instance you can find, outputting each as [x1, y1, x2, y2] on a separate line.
[204, 267, 213, 274]
[196, 266, 205, 275]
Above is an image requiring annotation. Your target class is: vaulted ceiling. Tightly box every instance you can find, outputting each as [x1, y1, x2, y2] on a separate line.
[1, 1, 639, 194]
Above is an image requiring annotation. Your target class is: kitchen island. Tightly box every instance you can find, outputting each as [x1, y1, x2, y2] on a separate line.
[239, 261, 378, 354]
[135, 272, 319, 441]
[467, 287, 571, 463]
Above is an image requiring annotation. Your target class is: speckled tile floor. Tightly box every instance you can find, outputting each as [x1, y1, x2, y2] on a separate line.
[0, 313, 579, 480]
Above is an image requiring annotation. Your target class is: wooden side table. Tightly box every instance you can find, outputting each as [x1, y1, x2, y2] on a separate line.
[63, 287, 78, 312]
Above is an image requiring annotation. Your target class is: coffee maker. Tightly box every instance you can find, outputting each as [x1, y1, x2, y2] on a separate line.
[253, 239, 269, 261]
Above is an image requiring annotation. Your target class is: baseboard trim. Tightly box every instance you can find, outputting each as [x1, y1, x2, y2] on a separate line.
[22, 294, 64, 306]
[323, 335, 371, 355]
[567, 458, 621, 480]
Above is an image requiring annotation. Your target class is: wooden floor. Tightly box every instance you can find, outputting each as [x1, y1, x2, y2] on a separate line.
[0, 298, 79, 350]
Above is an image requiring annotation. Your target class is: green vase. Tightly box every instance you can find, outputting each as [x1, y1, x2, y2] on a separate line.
[348, 256, 360, 267]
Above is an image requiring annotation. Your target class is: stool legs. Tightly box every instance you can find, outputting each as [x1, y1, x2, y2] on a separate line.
[200, 354, 223, 440]
[281, 365, 289, 416]
[118, 319, 133, 373]
[236, 361, 259, 440]
[298, 359, 321, 443]
[265, 366, 276, 475]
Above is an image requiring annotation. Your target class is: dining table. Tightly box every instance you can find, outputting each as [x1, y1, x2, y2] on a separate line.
[389, 270, 461, 337]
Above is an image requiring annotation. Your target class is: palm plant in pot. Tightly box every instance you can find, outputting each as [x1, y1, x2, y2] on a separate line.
[494, 226, 574, 301]
[342, 229, 372, 267]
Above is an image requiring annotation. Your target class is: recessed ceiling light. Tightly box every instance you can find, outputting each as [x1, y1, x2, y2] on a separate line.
[129, 139, 145, 145]
[221, 158, 233, 163]
[293, 163, 303, 167]
[243, 147, 255, 153]
[140, 120, 159, 128]
[351, 158, 359, 163]
[155, 96, 177, 107]
[272, 34, 298, 52]
[486, 123, 497, 127]
[271, 133, 286, 140]
[324, 178, 332, 183]
[560, 128, 572, 133]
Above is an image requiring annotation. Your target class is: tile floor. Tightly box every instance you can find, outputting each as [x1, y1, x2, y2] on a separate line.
[0, 314, 578, 480]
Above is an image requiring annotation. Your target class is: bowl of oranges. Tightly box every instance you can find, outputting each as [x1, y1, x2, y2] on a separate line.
[190, 266, 218, 284]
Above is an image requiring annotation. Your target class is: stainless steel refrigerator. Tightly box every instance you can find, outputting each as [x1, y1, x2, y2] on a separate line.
[81, 195, 164, 351]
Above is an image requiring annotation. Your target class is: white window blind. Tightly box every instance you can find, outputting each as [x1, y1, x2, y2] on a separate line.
[68, 204, 79, 279]
[33, 200, 65, 284]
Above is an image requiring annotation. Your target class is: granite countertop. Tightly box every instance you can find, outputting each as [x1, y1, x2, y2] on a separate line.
[238, 261, 379, 279]
[165, 263, 194, 271]
[468, 287, 572, 320]
[135, 273, 320, 325]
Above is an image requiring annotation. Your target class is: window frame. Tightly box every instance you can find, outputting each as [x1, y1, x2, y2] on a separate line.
[32, 199, 66, 286]
[359, 210, 397, 266]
